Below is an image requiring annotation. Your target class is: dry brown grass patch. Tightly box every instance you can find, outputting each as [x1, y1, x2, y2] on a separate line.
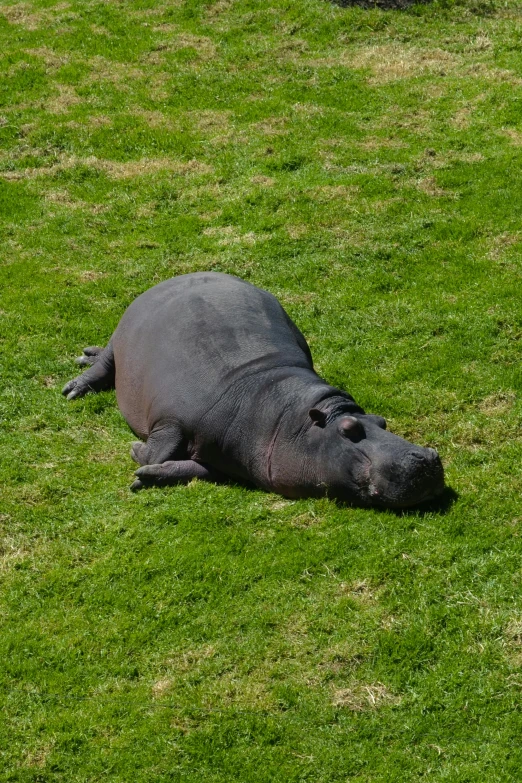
[488, 231, 522, 261]
[90, 23, 111, 36]
[188, 109, 232, 134]
[289, 512, 320, 529]
[503, 128, 522, 146]
[206, 673, 273, 710]
[268, 499, 290, 511]
[452, 106, 473, 130]
[25, 46, 69, 71]
[0, 535, 31, 573]
[129, 4, 182, 19]
[478, 392, 516, 416]
[179, 182, 224, 204]
[315, 45, 459, 85]
[45, 190, 107, 214]
[129, 70, 170, 101]
[465, 63, 522, 86]
[310, 184, 359, 203]
[292, 102, 323, 118]
[472, 34, 493, 51]
[163, 644, 216, 673]
[22, 740, 56, 769]
[251, 175, 275, 187]
[381, 107, 435, 134]
[132, 109, 177, 130]
[86, 56, 145, 88]
[78, 270, 106, 282]
[505, 616, 522, 665]
[163, 33, 217, 62]
[286, 224, 308, 240]
[1, 2, 45, 30]
[318, 643, 369, 680]
[338, 580, 376, 602]
[276, 37, 309, 62]
[151, 678, 173, 698]
[135, 203, 156, 218]
[416, 176, 455, 198]
[279, 292, 314, 305]
[202, 225, 262, 246]
[449, 419, 487, 450]
[327, 225, 367, 250]
[253, 117, 288, 137]
[455, 151, 484, 164]
[88, 114, 112, 127]
[7, 60, 35, 76]
[170, 716, 197, 734]
[333, 682, 401, 710]
[152, 23, 179, 33]
[45, 84, 81, 114]
[205, 0, 235, 18]
[357, 136, 406, 151]
[3, 155, 213, 181]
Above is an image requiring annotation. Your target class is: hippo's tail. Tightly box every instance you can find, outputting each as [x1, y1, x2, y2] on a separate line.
[62, 341, 115, 400]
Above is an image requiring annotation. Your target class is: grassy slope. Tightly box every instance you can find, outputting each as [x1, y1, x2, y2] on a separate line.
[2, 0, 522, 779]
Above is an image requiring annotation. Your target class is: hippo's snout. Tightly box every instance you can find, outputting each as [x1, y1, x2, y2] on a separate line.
[405, 447, 441, 477]
[367, 444, 445, 508]
[410, 447, 437, 461]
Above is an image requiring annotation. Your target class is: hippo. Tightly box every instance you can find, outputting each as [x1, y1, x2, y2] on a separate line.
[63, 272, 444, 507]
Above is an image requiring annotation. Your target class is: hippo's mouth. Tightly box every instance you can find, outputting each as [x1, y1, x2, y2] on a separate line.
[364, 478, 445, 508]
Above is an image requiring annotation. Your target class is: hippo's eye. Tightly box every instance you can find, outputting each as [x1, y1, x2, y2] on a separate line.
[338, 416, 365, 442]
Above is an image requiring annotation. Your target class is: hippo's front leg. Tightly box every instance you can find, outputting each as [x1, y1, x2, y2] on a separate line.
[130, 460, 225, 491]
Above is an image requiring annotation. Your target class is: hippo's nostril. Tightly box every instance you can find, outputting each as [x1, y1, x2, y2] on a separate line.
[409, 448, 440, 465]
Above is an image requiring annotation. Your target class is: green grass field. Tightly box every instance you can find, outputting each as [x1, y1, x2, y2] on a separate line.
[2, 0, 522, 779]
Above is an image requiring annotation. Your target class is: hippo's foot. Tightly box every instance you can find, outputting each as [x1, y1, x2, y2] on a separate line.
[130, 441, 149, 466]
[62, 341, 115, 400]
[75, 346, 104, 367]
[130, 460, 224, 491]
[62, 377, 91, 400]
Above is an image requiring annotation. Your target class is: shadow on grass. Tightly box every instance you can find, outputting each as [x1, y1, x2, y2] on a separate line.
[328, 0, 432, 9]
[132, 475, 457, 517]
[331, 485, 458, 515]
[328, 0, 497, 14]
[392, 485, 459, 517]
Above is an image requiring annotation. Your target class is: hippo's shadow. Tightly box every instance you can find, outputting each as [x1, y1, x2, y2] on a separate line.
[217, 477, 458, 515]
[332, 485, 458, 516]
[329, 0, 432, 9]
[385, 485, 458, 517]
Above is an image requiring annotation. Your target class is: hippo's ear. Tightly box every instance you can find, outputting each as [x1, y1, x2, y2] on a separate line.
[309, 408, 327, 427]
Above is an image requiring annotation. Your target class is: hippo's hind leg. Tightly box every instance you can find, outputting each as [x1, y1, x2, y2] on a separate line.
[130, 425, 186, 467]
[62, 341, 115, 400]
[131, 460, 224, 491]
[129, 425, 224, 490]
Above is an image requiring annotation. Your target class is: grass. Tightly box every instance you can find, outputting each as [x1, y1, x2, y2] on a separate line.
[2, 0, 522, 779]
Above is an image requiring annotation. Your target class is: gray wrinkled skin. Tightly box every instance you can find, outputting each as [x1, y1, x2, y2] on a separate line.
[63, 272, 444, 507]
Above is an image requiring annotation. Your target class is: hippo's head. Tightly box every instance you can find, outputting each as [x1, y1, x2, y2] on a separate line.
[308, 409, 444, 508]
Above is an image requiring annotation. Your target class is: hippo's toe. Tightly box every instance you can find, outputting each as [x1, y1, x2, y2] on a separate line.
[62, 379, 82, 400]
[130, 441, 148, 465]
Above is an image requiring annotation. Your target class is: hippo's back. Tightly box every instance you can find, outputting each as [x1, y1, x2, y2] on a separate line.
[112, 272, 313, 437]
